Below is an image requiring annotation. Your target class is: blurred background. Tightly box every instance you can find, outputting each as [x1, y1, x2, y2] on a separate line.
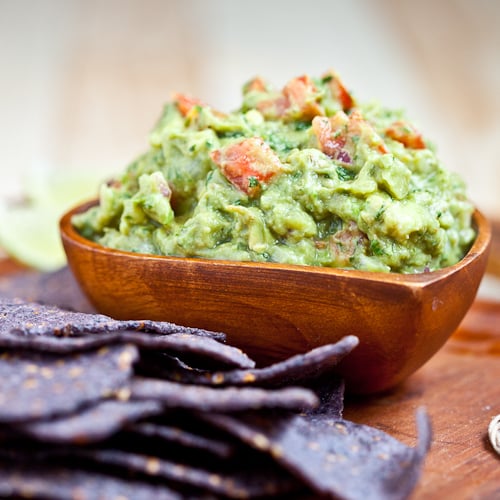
[0, 0, 499, 272]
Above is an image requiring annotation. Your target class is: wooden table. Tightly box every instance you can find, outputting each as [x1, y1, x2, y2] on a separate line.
[1, 252, 500, 498]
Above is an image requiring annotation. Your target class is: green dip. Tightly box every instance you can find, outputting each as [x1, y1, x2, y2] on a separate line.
[73, 70, 475, 273]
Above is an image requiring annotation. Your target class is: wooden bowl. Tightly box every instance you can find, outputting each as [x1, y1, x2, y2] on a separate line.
[61, 202, 491, 394]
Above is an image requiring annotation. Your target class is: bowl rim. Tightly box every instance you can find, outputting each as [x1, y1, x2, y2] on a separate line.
[60, 199, 492, 287]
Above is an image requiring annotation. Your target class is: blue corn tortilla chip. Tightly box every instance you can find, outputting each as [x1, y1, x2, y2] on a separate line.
[121, 332, 253, 369]
[0, 297, 225, 341]
[0, 460, 183, 500]
[205, 336, 358, 387]
[305, 375, 346, 420]
[70, 448, 302, 499]
[0, 344, 137, 423]
[16, 399, 164, 444]
[128, 420, 237, 459]
[0, 445, 304, 500]
[0, 329, 254, 369]
[133, 351, 209, 380]
[201, 408, 432, 500]
[130, 376, 319, 412]
[153, 336, 358, 388]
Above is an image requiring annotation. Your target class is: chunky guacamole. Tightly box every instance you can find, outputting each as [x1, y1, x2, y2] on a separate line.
[73, 70, 475, 273]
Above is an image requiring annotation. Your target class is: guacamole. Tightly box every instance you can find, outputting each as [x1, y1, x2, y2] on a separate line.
[73, 70, 475, 273]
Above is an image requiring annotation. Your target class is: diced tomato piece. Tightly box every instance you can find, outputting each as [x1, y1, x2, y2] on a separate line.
[385, 121, 426, 149]
[210, 138, 284, 197]
[312, 115, 349, 162]
[172, 93, 206, 117]
[173, 92, 227, 122]
[312, 110, 388, 164]
[346, 110, 387, 153]
[347, 110, 388, 154]
[256, 95, 289, 120]
[323, 70, 355, 112]
[244, 76, 268, 93]
[256, 75, 324, 121]
[336, 82, 355, 112]
[282, 75, 324, 121]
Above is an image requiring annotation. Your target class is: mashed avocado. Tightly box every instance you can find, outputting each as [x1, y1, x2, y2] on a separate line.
[73, 70, 475, 273]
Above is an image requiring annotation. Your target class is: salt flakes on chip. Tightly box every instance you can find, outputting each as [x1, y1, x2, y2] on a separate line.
[0, 344, 137, 423]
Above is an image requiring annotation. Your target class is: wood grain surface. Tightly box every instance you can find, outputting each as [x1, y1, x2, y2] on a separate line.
[486, 219, 500, 278]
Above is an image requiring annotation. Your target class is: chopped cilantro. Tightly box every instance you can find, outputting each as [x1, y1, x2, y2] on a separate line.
[219, 130, 244, 139]
[248, 176, 260, 188]
[375, 206, 386, 221]
[293, 121, 310, 131]
[336, 166, 356, 181]
[371, 240, 385, 256]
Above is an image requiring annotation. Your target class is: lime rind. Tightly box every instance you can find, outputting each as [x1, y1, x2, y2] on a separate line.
[0, 172, 103, 271]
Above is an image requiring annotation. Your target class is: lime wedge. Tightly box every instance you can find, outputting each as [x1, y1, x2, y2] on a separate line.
[0, 171, 104, 271]
[0, 204, 66, 271]
[23, 171, 102, 208]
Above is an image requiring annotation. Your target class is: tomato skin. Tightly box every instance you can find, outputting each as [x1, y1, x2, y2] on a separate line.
[336, 82, 355, 112]
[385, 121, 426, 149]
[244, 77, 267, 93]
[172, 93, 205, 117]
[210, 138, 284, 197]
[323, 69, 355, 112]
